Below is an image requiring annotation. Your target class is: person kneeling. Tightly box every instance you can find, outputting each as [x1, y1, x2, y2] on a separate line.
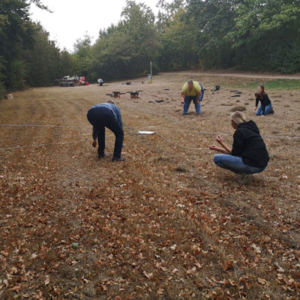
[255, 85, 274, 116]
[209, 112, 269, 184]
[98, 78, 104, 86]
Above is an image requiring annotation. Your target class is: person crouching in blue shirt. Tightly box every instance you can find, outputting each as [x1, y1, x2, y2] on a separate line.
[87, 103, 125, 162]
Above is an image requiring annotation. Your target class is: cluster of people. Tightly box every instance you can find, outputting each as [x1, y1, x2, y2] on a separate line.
[79, 76, 89, 86]
[181, 80, 274, 117]
[86, 79, 272, 183]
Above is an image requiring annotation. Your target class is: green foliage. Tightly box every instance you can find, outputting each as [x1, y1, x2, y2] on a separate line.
[158, 8, 198, 71]
[29, 0, 51, 12]
[0, 82, 5, 99]
[225, 0, 300, 72]
[21, 24, 62, 86]
[183, 0, 237, 69]
[59, 51, 80, 77]
[0, 0, 80, 91]
[1, 0, 300, 93]
[5, 59, 27, 90]
[0, 59, 6, 99]
[73, 34, 93, 78]
[0, 0, 34, 90]
[81, 0, 161, 81]
[74, 34, 92, 60]
[228, 0, 300, 48]
[157, 0, 300, 73]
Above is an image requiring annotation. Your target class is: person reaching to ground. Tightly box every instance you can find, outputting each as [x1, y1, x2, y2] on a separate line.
[98, 78, 104, 86]
[255, 85, 274, 116]
[209, 112, 269, 184]
[181, 80, 204, 115]
[87, 102, 125, 162]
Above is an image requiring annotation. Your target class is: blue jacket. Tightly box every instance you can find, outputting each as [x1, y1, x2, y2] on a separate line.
[91, 103, 123, 139]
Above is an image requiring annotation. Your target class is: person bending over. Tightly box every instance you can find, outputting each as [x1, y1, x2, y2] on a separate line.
[181, 80, 204, 115]
[98, 78, 104, 86]
[209, 112, 269, 183]
[87, 102, 125, 162]
[255, 85, 274, 116]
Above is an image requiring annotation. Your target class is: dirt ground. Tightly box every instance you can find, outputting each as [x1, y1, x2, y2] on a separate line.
[0, 72, 300, 300]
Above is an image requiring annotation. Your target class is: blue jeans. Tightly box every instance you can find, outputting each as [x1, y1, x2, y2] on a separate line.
[183, 92, 204, 115]
[213, 154, 266, 174]
[256, 103, 273, 116]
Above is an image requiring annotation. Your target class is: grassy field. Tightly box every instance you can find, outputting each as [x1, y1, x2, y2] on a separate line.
[237, 79, 300, 90]
[0, 72, 300, 299]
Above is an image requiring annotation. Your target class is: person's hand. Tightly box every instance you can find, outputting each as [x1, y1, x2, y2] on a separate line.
[181, 101, 184, 106]
[92, 140, 97, 148]
[209, 145, 219, 152]
[254, 107, 257, 112]
[216, 135, 223, 145]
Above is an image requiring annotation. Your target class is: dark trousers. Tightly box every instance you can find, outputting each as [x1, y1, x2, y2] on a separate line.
[87, 107, 124, 158]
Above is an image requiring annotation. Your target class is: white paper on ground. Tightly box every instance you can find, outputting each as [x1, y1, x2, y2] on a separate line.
[138, 131, 156, 135]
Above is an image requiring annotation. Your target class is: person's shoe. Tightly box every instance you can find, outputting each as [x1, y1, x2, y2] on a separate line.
[270, 108, 275, 114]
[112, 157, 126, 162]
[98, 153, 106, 159]
[237, 174, 252, 185]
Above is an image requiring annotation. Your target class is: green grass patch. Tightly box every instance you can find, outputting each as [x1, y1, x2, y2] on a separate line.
[237, 79, 300, 90]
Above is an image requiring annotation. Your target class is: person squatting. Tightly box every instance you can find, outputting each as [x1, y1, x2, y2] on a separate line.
[210, 111, 269, 184]
[181, 80, 204, 115]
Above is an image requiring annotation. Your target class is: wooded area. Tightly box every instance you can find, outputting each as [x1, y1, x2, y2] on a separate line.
[1, 0, 300, 97]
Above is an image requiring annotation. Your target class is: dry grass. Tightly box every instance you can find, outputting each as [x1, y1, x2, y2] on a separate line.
[0, 72, 300, 299]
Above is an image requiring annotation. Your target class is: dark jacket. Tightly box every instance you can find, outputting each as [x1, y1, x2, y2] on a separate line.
[90, 103, 123, 140]
[256, 93, 271, 115]
[232, 121, 269, 168]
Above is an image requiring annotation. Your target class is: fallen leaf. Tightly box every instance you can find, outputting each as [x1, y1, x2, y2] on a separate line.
[45, 275, 50, 285]
[223, 260, 234, 271]
[258, 278, 267, 285]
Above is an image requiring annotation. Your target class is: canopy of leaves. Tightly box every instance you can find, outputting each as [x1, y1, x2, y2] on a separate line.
[225, 0, 300, 71]
[1, 0, 300, 98]
[157, 0, 300, 72]
[0, 0, 77, 95]
[84, 1, 161, 81]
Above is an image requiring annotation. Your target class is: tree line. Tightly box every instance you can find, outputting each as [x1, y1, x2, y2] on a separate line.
[0, 0, 79, 98]
[1, 0, 300, 98]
